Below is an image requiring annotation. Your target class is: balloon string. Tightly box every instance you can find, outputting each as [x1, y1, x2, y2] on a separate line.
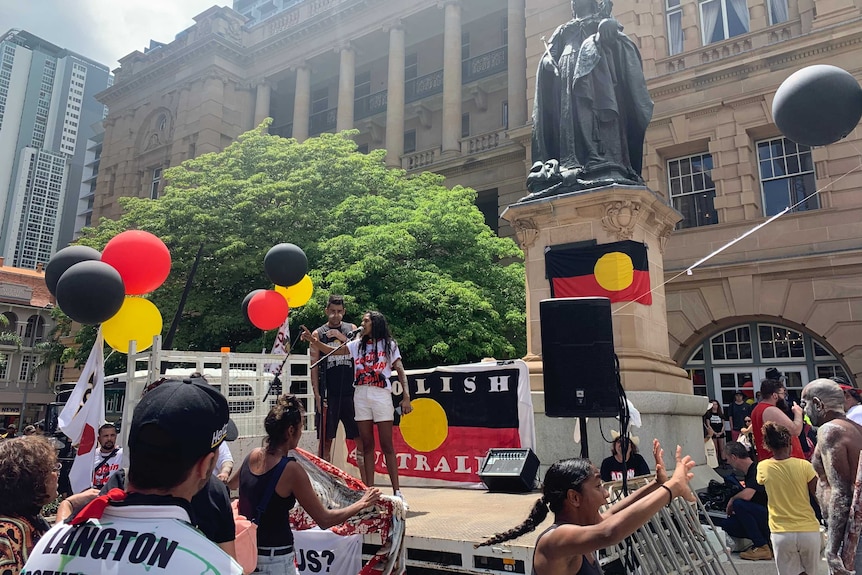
[610, 148, 862, 317]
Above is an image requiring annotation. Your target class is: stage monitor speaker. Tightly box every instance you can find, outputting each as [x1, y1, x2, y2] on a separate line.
[479, 448, 540, 493]
[540, 297, 619, 418]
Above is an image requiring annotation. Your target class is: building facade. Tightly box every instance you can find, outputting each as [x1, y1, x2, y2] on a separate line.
[0, 30, 111, 269]
[0, 259, 58, 429]
[92, 0, 862, 407]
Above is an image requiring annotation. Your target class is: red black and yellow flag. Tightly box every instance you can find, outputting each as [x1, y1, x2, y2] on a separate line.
[545, 240, 652, 304]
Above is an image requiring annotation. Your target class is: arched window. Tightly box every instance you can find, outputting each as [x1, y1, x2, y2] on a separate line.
[0, 312, 18, 337]
[24, 315, 45, 346]
[683, 321, 850, 407]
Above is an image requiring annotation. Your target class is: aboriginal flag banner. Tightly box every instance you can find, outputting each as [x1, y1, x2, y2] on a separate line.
[344, 360, 535, 488]
[545, 240, 652, 305]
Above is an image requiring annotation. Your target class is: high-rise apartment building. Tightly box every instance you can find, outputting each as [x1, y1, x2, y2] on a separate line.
[0, 30, 110, 269]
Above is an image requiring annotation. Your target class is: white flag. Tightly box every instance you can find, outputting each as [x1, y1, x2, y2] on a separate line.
[266, 316, 290, 375]
[58, 329, 106, 493]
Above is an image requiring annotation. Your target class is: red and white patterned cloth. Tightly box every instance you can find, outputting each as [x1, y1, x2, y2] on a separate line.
[289, 448, 407, 575]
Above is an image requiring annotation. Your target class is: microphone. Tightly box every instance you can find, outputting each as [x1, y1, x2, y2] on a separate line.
[347, 327, 362, 339]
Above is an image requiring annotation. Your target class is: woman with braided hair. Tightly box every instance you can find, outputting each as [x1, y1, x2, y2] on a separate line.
[476, 440, 696, 575]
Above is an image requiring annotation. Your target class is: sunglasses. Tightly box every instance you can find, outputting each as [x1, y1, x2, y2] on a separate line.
[744, 419, 752, 423]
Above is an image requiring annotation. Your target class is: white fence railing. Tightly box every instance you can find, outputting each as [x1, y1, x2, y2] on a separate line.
[118, 336, 312, 451]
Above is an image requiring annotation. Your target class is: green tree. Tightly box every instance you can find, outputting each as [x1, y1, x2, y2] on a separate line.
[78, 124, 526, 368]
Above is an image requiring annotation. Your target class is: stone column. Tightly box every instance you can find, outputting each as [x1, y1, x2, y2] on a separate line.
[292, 65, 311, 141]
[441, 1, 462, 156]
[385, 24, 405, 167]
[336, 46, 355, 132]
[254, 81, 271, 127]
[507, 0, 527, 128]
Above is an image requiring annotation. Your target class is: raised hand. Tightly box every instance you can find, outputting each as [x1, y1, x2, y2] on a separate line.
[653, 439, 668, 485]
[667, 445, 696, 502]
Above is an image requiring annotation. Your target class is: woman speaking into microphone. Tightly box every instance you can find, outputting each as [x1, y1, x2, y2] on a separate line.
[302, 310, 412, 503]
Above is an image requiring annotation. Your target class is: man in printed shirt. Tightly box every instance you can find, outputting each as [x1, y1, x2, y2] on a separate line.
[22, 378, 243, 575]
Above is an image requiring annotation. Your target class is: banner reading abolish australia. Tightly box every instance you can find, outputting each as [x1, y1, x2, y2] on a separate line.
[345, 360, 535, 487]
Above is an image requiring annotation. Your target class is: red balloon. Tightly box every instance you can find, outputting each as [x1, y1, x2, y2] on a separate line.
[247, 290, 289, 330]
[101, 230, 171, 295]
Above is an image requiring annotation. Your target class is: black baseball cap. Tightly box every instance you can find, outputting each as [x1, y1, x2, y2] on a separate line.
[129, 378, 230, 461]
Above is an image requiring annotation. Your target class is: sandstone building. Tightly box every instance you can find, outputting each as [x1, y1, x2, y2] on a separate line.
[93, 0, 862, 405]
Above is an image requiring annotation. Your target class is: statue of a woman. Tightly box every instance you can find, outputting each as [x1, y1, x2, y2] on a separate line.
[525, 0, 654, 199]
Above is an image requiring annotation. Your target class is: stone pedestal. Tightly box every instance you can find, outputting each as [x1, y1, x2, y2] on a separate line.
[501, 184, 692, 394]
[503, 185, 713, 481]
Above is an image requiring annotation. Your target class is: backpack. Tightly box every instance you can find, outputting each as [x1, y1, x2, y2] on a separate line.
[231, 500, 257, 575]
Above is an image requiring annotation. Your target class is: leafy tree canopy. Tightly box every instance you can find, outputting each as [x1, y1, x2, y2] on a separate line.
[77, 124, 526, 368]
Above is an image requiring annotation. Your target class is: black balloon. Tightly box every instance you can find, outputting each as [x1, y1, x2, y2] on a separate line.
[263, 243, 308, 288]
[45, 245, 102, 296]
[242, 289, 265, 322]
[55, 261, 126, 325]
[773, 65, 862, 146]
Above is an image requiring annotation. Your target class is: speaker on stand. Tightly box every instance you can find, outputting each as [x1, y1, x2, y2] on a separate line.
[540, 297, 622, 458]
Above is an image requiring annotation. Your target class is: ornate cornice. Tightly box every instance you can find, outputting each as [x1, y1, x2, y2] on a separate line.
[97, 36, 249, 105]
[650, 23, 862, 99]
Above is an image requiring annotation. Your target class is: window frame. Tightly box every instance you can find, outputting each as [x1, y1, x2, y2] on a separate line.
[756, 136, 818, 216]
[667, 152, 718, 229]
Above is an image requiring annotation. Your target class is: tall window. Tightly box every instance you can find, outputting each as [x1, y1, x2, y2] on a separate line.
[404, 130, 416, 154]
[768, 0, 789, 24]
[150, 168, 161, 200]
[311, 87, 329, 114]
[461, 32, 470, 60]
[354, 70, 371, 99]
[53, 362, 64, 383]
[476, 189, 499, 234]
[757, 137, 818, 216]
[405, 53, 418, 81]
[667, 0, 683, 55]
[461, 113, 470, 138]
[19, 354, 35, 382]
[501, 101, 509, 129]
[668, 153, 718, 229]
[700, 0, 749, 44]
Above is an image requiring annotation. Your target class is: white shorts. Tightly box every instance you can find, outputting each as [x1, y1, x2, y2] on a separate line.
[354, 385, 394, 422]
[770, 531, 821, 575]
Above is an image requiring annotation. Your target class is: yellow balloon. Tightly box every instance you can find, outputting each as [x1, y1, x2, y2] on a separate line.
[103, 297, 163, 353]
[275, 275, 314, 307]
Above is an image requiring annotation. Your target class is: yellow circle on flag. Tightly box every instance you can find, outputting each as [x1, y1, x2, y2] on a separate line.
[399, 398, 448, 452]
[594, 252, 634, 291]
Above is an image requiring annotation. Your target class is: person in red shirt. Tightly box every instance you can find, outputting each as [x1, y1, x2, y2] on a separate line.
[750, 378, 805, 460]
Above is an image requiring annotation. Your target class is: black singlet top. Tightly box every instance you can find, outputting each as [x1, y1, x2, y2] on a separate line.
[238, 455, 297, 547]
[533, 525, 603, 575]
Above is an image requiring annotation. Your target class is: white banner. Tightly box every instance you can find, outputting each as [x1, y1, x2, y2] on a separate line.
[58, 330, 105, 493]
[266, 316, 290, 374]
[294, 528, 362, 575]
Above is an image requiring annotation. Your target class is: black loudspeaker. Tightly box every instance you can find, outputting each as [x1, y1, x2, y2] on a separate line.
[540, 297, 620, 417]
[479, 448, 540, 493]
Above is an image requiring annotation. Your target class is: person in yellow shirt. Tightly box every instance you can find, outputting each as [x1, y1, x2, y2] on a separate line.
[756, 422, 821, 575]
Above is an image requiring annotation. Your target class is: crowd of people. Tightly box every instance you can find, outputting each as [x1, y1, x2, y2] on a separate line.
[3, 295, 862, 575]
[698, 373, 862, 575]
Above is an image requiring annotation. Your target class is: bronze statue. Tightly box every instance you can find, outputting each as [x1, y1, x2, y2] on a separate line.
[524, 0, 654, 200]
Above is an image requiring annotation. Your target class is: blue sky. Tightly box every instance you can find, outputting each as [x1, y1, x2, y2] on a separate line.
[0, 0, 224, 68]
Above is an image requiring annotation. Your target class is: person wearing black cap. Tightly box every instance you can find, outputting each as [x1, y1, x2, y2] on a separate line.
[22, 378, 244, 575]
